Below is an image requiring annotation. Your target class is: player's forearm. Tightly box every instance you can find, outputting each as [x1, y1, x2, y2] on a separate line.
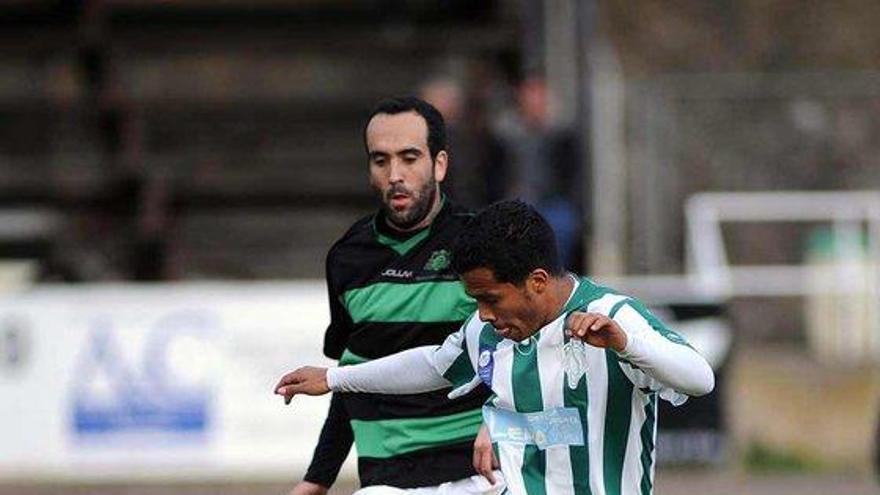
[618, 331, 714, 396]
[327, 346, 451, 394]
[303, 394, 352, 487]
[614, 308, 715, 396]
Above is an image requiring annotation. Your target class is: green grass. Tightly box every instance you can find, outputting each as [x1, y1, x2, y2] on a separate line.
[744, 442, 825, 474]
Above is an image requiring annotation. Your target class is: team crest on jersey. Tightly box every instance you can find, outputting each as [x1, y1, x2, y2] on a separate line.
[562, 338, 588, 389]
[423, 250, 451, 271]
[478, 348, 494, 386]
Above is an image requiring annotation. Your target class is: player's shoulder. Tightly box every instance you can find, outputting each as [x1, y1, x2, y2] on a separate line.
[435, 199, 476, 232]
[446, 199, 476, 217]
[568, 276, 634, 316]
[326, 213, 376, 259]
[446, 200, 476, 220]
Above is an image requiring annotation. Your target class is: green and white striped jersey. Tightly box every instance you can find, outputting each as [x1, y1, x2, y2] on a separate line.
[433, 276, 695, 495]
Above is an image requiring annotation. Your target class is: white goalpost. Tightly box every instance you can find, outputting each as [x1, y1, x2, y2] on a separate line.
[684, 190, 880, 364]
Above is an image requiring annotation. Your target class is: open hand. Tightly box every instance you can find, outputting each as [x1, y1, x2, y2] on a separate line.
[274, 366, 330, 404]
[565, 312, 627, 353]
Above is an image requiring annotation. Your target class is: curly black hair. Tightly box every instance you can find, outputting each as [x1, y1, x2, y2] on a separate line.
[452, 200, 564, 284]
[362, 96, 447, 160]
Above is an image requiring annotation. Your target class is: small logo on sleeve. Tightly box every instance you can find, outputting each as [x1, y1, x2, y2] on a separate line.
[478, 348, 494, 387]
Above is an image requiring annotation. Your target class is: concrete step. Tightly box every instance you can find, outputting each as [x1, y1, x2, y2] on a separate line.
[173, 207, 368, 278]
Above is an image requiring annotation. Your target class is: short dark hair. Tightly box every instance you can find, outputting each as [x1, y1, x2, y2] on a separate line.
[363, 96, 447, 159]
[452, 200, 564, 284]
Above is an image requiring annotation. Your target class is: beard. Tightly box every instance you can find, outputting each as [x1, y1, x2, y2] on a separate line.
[381, 177, 437, 230]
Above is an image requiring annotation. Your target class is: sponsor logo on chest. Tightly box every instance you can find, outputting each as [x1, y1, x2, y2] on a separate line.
[381, 268, 414, 279]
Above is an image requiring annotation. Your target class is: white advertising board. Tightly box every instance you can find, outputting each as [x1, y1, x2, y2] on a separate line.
[0, 281, 354, 482]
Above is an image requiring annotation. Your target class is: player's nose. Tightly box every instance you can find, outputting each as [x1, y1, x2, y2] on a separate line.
[477, 304, 495, 323]
[388, 160, 406, 183]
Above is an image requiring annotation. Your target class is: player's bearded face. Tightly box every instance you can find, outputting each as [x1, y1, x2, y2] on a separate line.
[380, 171, 437, 230]
[365, 111, 447, 231]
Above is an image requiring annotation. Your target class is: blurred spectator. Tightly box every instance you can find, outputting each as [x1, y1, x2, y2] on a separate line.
[85, 0, 171, 281]
[419, 75, 505, 209]
[493, 75, 583, 270]
[40, 166, 174, 282]
[106, 166, 174, 281]
[40, 3, 173, 282]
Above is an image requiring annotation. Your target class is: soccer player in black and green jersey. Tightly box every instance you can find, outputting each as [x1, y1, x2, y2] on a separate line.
[288, 97, 501, 495]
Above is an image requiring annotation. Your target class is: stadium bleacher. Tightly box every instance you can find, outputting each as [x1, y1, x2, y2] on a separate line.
[0, 0, 516, 280]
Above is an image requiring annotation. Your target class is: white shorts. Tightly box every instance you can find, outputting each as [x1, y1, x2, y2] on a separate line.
[353, 471, 505, 495]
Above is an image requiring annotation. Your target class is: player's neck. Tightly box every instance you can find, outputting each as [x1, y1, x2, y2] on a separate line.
[540, 274, 576, 329]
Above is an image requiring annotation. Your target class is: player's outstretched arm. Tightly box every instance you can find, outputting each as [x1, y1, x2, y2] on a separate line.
[275, 366, 330, 404]
[274, 346, 452, 405]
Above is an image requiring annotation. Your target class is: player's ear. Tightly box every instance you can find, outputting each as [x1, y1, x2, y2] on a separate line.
[433, 150, 448, 183]
[526, 269, 549, 294]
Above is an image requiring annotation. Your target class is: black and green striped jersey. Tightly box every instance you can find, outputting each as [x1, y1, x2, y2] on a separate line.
[309, 198, 489, 488]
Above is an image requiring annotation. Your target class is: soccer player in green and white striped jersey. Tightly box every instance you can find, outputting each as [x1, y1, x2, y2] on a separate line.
[276, 200, 715, 495]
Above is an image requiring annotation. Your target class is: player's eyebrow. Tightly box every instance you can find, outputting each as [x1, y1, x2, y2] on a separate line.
[467, 290, 497, 301]
[397, 147, 422, 156]
[368, 151, 389, 160]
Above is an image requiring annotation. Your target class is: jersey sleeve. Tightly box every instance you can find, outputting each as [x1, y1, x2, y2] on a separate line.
[322, 246, 354, 360]
[302, 393, 353, 487]
[432, 313, 482, 399]
[611, 299, 715, 405]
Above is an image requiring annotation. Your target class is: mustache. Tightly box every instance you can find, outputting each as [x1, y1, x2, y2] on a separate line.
[386, 185, 413, 199]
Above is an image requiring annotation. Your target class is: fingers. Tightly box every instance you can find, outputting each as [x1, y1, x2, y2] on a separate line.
[273, 367, 331, 404]
[565, 311, 628, 352]
[565, 312, 613, 338]
[473, 445, 496, 485]
[274, 370, 300, 393]
[473, 425, 496, 485]
[275, 384, 296, 404]
[277, 386, 295, 404]
[274, 369, 306, 405]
